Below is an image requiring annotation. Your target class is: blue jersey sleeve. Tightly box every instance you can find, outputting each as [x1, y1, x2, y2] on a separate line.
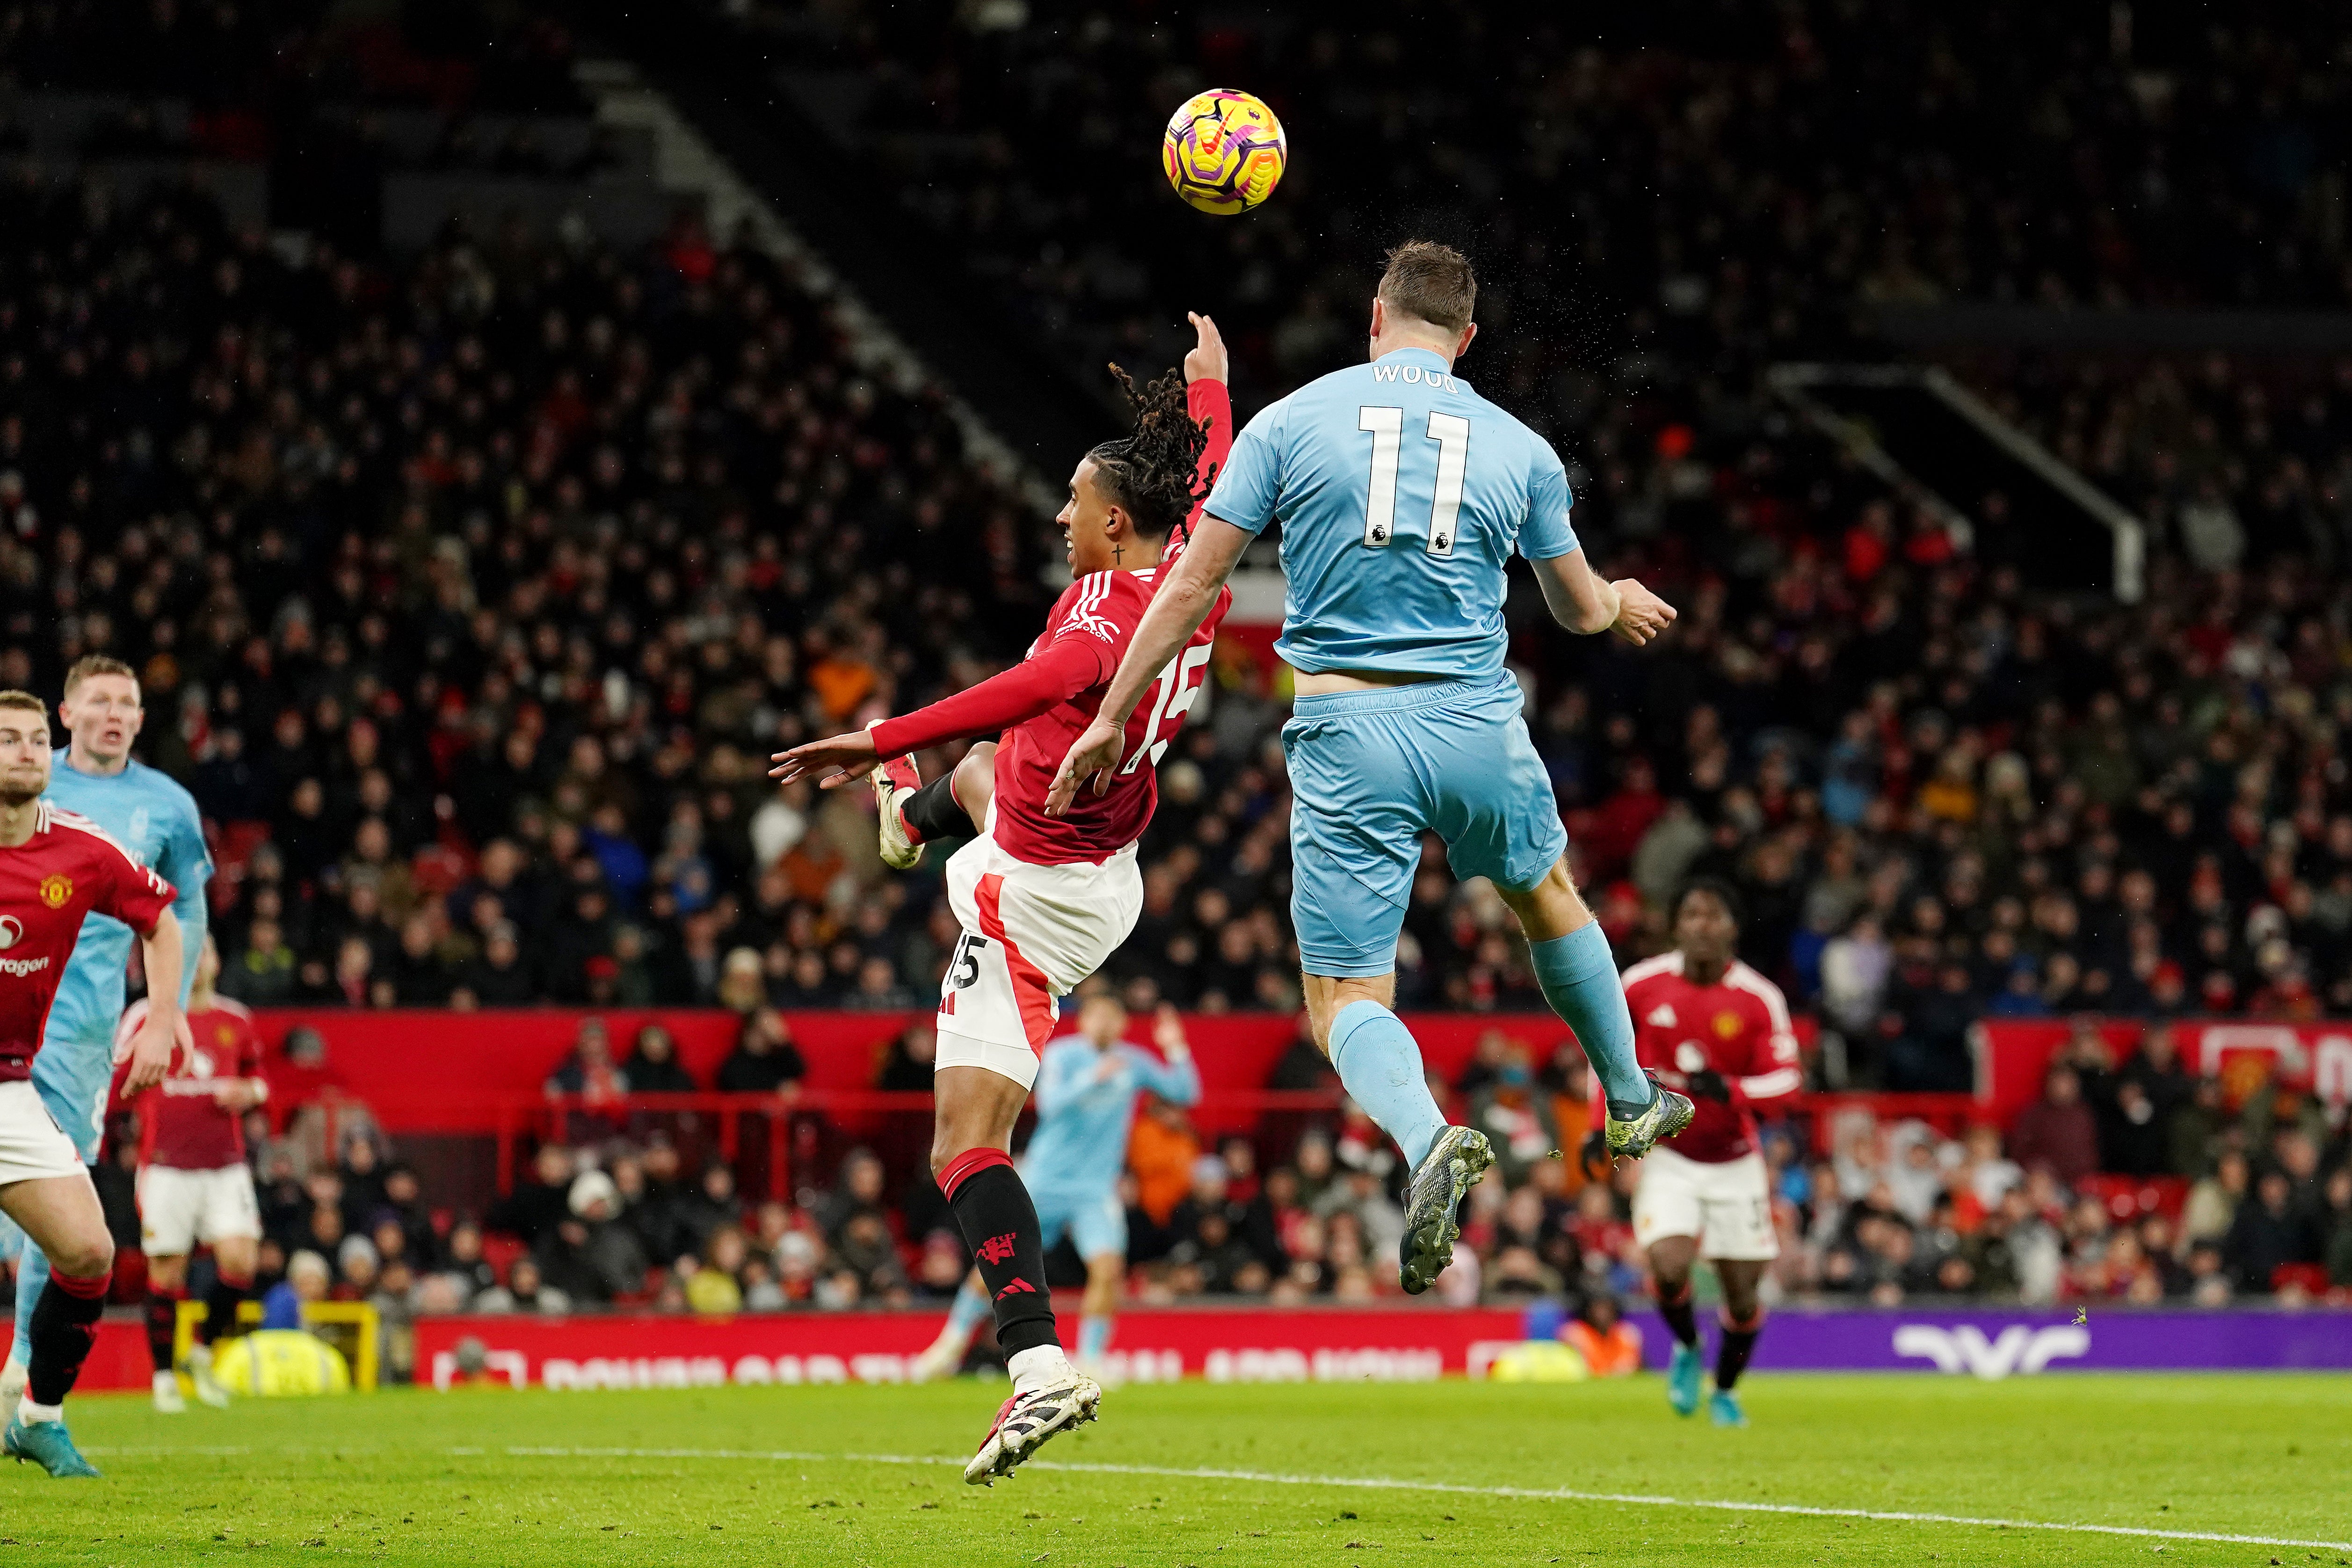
[1116, 1044, 1201, 1107]
[1031, 1042, 1096, 1119]
[1519, 441, 1580, 561]
[158, 789, 213, 1008]
[1202, 399, 1286, 536]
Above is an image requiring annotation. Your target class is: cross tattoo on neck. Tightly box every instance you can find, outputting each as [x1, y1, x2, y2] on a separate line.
[1112, 544, 1124, 564]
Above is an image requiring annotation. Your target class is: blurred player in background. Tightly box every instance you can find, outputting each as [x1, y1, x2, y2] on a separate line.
[1590, 879, 1801, 1429]
[0, 690, 188, 1478]
[114, 935, 265, 1413]
[912, 995, 1198, 1383]
[773, 313, 1232, 1483]
[1, 656, 211, 1424]
[1053, 241, 1686, 1298]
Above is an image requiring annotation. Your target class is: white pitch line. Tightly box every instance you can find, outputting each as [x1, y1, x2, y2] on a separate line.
[486, 1445, 2352, 1553]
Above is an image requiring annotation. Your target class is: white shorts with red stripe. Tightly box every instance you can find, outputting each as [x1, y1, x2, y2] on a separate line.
[935, 830, 1142, 1089]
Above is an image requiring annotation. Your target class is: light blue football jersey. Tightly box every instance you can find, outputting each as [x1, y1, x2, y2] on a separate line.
[37, 755, 211, 1156]
[1020, 1037, 1200, 1204]
[1204, 347, 1580, 679]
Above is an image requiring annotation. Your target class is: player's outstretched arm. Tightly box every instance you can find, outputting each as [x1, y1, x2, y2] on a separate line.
[120, 908, 191, 1093]
[1531, 548, 1677, 646]
[1045, 515, 1249, 816]
[770, 635, 1114, 787]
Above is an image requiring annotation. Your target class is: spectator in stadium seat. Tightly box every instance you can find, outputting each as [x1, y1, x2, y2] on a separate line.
[433, 1221, 498, 1302]
[2182, 1150, 2251, 1247]
[2008, 1065, 2100, 1190]
[535, 1171, 647, 1306]
[473, 1255, 571, 1316]
[376, 1165, 439, 1270]
[334, 1235, 381, 1302]
[1884, 961, 1979, 1092]
[2223, 1170, 2322, 1293]
[622, 1024, 699, 1095]
[871, 1024, 936, 1092]
[675, 1163, 745, 1255]
[715, 1008, 806, 1097]
[544, 1017, 630, 1142]
[2323, 1167, 2352, 1288]
[453, 922, 538, 1008]
[2103, 1080, 2169, 1177]
[262, 1250, 332, 1331]
[222, 916, 299, 1005]
[489, 1144, 578, 1246]
[716, 947, 769, 1014]
[1128, 1096, 1200, 1229]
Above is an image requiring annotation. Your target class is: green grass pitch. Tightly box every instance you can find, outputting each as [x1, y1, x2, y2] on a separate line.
[3, 1374, 2344, 1564]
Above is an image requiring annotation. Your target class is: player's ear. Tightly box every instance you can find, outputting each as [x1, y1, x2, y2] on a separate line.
[1456, 321, 1478, 359]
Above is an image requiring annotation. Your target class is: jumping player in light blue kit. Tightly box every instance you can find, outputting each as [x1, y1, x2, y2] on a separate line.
[1, 656, 211, 1413]
[1051, 240, 1693, 1295]
[911, 994, 1198, 1381]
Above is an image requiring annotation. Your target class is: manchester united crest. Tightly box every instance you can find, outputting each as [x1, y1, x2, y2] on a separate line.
[37, 874, 72, 909]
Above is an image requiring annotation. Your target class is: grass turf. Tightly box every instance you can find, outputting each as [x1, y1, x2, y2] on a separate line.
[0, 1374, 2342, 1565]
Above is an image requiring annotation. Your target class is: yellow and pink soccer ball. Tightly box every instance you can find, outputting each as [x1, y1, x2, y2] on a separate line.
[1161, 88, 1286, 215]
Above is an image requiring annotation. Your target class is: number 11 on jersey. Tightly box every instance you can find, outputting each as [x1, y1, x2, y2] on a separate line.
[1359, 406, 1470, 556]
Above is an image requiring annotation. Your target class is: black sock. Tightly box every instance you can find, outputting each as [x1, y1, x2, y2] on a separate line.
[900, 774, 972, 843]
[1657, 1282, 1699, 1349]
[204, 1278, 249, 1344]
[938, 1148, 1058, 1359]
[28, 1271, 110, 1406]
[145, 1289, 183, 1373]
[1716, 1312, 1764, 1391]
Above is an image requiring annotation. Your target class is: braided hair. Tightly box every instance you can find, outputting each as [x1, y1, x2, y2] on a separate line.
[1087, 364, 1215, 543]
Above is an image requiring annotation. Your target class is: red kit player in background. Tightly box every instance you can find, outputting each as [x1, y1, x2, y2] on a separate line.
[114, 935, 266, 1414]
[773, 312, 1232, 1484]
[0, 690, 189, 1478]
[1588, 878, 1800, 1429]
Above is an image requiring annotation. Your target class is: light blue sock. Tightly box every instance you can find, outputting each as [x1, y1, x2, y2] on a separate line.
[11, 1241, 47, 1368]
[1329, 999, 1448, 1171]
[945, 1278, 990, 1338]
[1078, 1316, 1111, 1363]
[1528, 922, 1655, 1119]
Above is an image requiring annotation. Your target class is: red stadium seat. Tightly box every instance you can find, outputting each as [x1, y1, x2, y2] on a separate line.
[2077, 1175, 2188, 1222]
[480, 1233, 528, 1286]
[2270, 1263, 2330, 1296]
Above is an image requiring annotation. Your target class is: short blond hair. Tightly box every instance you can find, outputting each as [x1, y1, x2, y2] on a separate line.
[0, 690, 46, 720]
[1377, 240, 1477, 333]
[63, 654, 138, 700]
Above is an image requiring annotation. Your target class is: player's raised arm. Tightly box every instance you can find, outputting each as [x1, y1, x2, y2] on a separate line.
[1045, 515, 1249, 815]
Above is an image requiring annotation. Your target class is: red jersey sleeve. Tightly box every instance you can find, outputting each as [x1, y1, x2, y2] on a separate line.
[1185, 379, 1233, 532]
[869, 577, 1123, 756]
[87, 830, 175, 936]
[1728, 965, 1802, 1103]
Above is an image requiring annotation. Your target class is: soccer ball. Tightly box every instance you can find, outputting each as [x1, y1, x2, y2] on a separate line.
[1161, 89, 1286, 215]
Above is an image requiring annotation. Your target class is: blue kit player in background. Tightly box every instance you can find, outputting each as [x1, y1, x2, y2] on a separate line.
[912, 995, 1197, 1383]
[1052, 240, 1691, 1296]
[0, 655, 211, 1412]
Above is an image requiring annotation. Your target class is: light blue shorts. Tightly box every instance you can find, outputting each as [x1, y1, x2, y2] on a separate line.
[1031, 1185, 1128, 1262]
[1283, 672, 1568, 978]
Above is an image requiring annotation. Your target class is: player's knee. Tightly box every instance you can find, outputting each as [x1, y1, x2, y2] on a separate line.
[57, 1234, 114, 1282]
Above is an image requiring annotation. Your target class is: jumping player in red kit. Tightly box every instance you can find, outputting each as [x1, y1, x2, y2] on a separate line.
[0, 691, 189, 1478]
[114, 935, 266, 1413]
[771, 313, 1232, 1484]
[1588, 879, 1800, 1429]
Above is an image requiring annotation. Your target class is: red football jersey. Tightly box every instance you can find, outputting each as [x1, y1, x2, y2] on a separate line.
[986, 566, 1230, 865]
[114, 995, 261, 1170]
[0, 802, 176, 1082]
[1612, 951, 1801, 1163]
